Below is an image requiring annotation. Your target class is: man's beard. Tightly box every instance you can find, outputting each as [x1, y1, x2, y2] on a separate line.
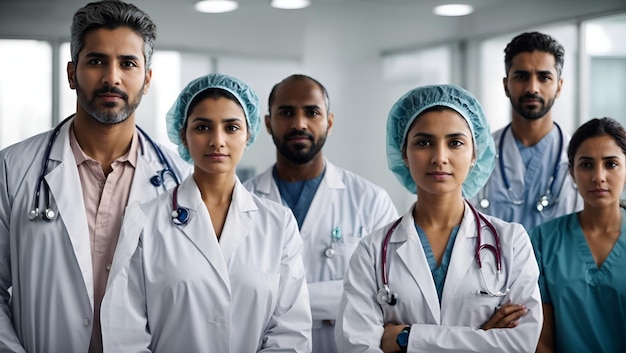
[510, 92, 557, 121]
[75, 79, 144, 125]
[274, 129, 327, 165]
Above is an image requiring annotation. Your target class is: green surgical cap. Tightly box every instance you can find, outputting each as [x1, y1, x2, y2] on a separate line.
[386, 84, 495, 198]
[166, 73, 260, 163]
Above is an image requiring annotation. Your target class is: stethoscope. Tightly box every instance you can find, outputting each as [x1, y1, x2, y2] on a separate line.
[376, 202, 510, 306]
[478, 123, 564, 213]
[28, 115, 181, 222]
[324, 227, 342, 258]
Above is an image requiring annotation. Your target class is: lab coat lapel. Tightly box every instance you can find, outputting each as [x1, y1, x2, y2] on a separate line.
[218, 179, 257, 262]
[127, 136, 163, 206]
[300, 161, 344, 237]
[45, 118, 95, 308]
[393, 209, 440, 323]
[176, 177, 230, 288]
[107, 202, 146, 286]
[254, 165, 279, 200]
[441, 201, 478, 304]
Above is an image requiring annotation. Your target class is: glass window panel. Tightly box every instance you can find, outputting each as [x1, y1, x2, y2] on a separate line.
[582, 12, 626, 127]
[0, 40, 53, 149]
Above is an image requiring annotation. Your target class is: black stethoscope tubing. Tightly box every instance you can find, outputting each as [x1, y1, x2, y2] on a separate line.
[28, 115, 180, 222]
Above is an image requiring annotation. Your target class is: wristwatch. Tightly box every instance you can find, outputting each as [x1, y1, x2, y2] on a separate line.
[396, 325, 411, 353]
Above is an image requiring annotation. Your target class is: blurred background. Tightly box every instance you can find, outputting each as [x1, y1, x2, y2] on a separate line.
[1, 0, 625, 210]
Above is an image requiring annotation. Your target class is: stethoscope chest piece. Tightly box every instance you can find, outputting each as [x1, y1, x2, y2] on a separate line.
[27, 208, 56, 222]
[324, 226, 343, 258]
[536, 195, 550, 212]
[170, 185, 190, 225]
[171, 207, 189, 225]
[376, 284, 397, 306]
[324, 247, 335, 258]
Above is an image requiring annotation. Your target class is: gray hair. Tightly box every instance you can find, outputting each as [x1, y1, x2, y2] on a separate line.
[70, 0, 157, 70]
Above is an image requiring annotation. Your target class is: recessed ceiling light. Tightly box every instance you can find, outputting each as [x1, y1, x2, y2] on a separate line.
[270, 0, 311, 10]
[433, 4, 474, 17]
[195, 0, 239, 13]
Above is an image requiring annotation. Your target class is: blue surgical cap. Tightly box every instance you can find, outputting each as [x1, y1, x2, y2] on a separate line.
[386, 84, 495, 198]
[166, 73, 261, 163]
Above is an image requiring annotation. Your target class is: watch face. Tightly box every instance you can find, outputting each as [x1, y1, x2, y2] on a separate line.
[397, 330, 409, 347]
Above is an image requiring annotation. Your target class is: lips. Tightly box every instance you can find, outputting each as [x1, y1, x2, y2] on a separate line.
[590, 188, 609, 194]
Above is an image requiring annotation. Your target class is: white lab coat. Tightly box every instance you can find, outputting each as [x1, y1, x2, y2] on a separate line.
[0, 117, 191, 353]
[472, 125, 582, 231]
[244, 160, 398, 353]
[335, 201, 543, 353]
[101, 176, 312, 353]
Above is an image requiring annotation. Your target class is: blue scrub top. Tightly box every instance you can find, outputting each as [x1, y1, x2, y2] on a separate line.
[273, 166, 325, 229]
[530, 211, 626, 353]
[415, 224, 460, 304]
[474, 125, 583, 232]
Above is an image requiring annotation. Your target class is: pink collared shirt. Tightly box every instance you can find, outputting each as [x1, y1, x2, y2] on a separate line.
[69, 125, 138, 353]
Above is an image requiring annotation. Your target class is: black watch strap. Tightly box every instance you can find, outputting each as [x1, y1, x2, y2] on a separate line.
[396, 325, 411, 353]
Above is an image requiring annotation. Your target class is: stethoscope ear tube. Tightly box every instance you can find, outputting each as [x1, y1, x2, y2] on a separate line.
[377, 203, 508, 305]
[28, 116, 181, 223]
[377, 218, 402, 306]
[171, 184, 190, 225]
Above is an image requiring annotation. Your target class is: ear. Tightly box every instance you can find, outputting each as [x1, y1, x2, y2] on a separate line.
[569, 166, 576, 185]
[180, 127, 188, 148]
[264, 114, 272, 134]
[503, 77, 510, 98]
[67, 61, 76, 90]
[556, 78, 563, 98]
[402, 146, 409, 166]
[326, 112, 335, 136]
[142, 68, 153, 95]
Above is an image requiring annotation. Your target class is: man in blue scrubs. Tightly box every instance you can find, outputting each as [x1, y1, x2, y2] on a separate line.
[244, 74, 398, 353]
[473, 32, 582, 231]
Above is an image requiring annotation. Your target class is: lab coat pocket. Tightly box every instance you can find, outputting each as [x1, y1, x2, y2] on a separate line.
[325, 231, 359, 280]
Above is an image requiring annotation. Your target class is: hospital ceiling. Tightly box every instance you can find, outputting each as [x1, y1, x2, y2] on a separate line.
[0, 0, 625, 59]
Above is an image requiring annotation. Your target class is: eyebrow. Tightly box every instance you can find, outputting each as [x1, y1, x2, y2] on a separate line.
[83, 52, 141, 62]
[577, 155, 621, 161]
[512, 69, 555, 76]
[191, 117, 244, 123]
[410, 132, 468, 139]
[275, 104, 323, 110]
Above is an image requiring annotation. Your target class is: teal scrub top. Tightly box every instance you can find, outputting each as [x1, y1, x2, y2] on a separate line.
[530, 211, 626, 353]
[415, 224, 460, 304]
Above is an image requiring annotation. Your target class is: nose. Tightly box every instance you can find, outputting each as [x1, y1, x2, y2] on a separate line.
[210, 129, 226, 148]
[526, 76, 540, 95]
[292, 111, 307, 131]
[592, 166, 606, 184]
[102, 64, 121, 86]
[431, 143, 448, 165]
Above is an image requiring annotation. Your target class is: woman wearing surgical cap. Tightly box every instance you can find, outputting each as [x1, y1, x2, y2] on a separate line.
[100, 73, 312, 353]
[335, 85, 542, 353]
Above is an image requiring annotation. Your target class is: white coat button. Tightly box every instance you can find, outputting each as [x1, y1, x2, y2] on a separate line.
[106, 264, 111, 271]
[83, 319, 90, 326]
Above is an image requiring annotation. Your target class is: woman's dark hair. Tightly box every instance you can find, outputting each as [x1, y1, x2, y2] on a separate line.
[568, 117, 626, 170]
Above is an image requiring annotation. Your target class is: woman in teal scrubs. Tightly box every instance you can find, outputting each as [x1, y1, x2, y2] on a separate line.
[531, 117, 626, 353]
